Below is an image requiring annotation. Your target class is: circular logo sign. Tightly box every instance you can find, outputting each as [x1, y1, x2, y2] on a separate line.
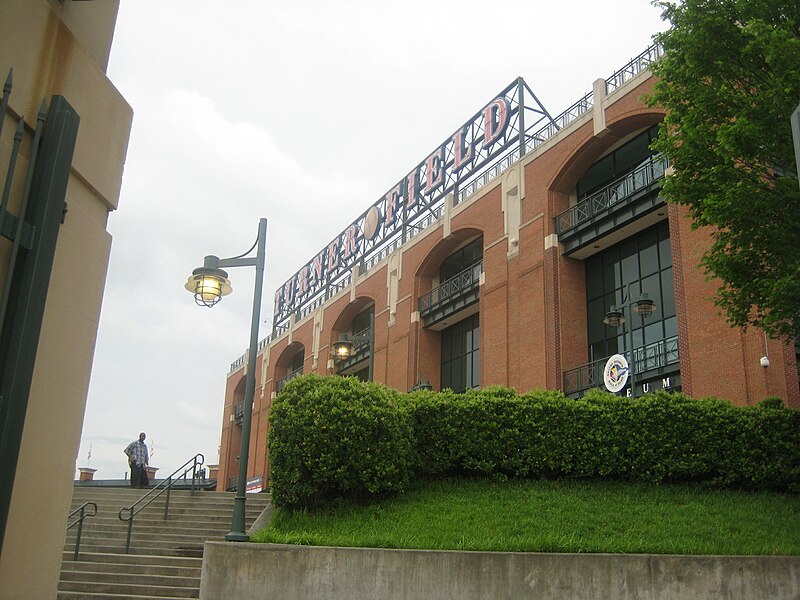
[363, 206, 381, 240]
[603, 354, 629, 393]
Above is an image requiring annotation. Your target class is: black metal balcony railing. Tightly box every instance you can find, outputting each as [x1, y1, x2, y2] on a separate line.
[348, 325, 372, 352]
[234, 401, 245, 423]
[555, 155, 668, 236]
[419, 261, 483, 316]
[563, 335, 679, 397]
[276, 365, 303, 393]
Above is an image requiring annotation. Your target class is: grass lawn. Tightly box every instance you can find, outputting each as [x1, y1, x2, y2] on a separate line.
[251, 478, 800, 555]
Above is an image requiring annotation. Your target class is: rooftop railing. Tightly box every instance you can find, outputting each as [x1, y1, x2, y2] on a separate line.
[605, 44, 665, 94]
[527, 91, 594, 153]
[456, 148, 522, 205]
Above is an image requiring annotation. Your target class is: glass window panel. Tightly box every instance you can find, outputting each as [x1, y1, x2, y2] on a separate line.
[351, 309, 372, 333]
[638, 228, 658, 277]
[614, 131, 652, 176]
[628, 305, 643, 332]
[441, 332, 452, 362]
[664, 316, 678, 339]
[588, 298, 606, 345]
[467, 238, 483, 263]
[590, 341, 606, 362]
[604, 291, 618, 315]
[603, 247, 621, 292]
[620, 239, 639, 282]
[291, 351, 304, 371]
[605, 323, 622, 343]
[585, 223, 677, 380]
[577, 154, 614, 198]
[646, 124, 659, 143]
[617, 333, 627, 353]
[639, 274, 660, 329]
[644, 321, 663, 344]
[472, 350, 480, 389]
[631, 327, 644, 350]
[441, 315, 480, 393]
[660, 268, 676, 318]
[658, 225, 672, 267]
[640, 273, 659, 299]
[586, 256, 604, 300]
[457, 325, 468, 356]
[440, 238, 484, 282]
[441, 364, 451, 391]
[451, 357, 463, 393]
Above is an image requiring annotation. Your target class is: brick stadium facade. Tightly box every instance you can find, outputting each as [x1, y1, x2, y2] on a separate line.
[217, 45, 799, 492]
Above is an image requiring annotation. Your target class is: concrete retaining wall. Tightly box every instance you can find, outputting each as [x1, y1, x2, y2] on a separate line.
[200, 542, 800, 599]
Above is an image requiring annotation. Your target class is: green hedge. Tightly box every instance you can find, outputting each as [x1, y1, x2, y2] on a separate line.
[268, 374, 412, 509]
[268, 377, 799, 509]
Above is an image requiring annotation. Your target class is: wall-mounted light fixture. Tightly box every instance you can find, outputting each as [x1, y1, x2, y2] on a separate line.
[332, 310, 374, 381]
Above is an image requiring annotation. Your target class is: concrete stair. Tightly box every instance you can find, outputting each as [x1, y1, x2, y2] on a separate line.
[59, 486, 270, 599]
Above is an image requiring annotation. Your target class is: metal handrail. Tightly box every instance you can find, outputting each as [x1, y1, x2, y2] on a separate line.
[118, 453, 204, 553]
[66, 501, 97, 560]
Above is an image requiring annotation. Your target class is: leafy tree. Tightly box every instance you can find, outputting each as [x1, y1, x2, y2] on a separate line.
[648, 0, 800, 341]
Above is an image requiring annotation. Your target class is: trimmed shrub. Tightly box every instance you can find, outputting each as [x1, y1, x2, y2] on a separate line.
[401, 387, 799, 491]
[758, 396, 786, 410]
[269, 374, 412, 509]
[269, 376, 799, 509]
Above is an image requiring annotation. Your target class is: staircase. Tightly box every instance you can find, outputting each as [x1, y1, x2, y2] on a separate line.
[59, 486, 271, 599]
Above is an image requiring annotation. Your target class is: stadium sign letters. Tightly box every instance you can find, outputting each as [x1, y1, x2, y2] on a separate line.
[274, 91, 515, 322]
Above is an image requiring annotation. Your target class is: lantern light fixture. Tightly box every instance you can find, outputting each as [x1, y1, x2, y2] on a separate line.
[184, 263, 232, 308]
[331, 310, 375, 381]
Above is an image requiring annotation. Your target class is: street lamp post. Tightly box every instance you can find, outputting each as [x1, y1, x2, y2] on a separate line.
[185, 217, 267, 542]
[602, 282, 656, 398]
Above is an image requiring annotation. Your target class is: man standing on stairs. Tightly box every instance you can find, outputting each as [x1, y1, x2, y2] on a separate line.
[124, 432, 149, 489]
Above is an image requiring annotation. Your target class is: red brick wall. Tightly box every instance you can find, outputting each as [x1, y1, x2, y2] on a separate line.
[673, 204, 798, 406]
[218, 72, 799, 486]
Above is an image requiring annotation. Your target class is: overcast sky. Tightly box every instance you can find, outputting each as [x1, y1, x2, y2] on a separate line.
[77, 0, 668, 480]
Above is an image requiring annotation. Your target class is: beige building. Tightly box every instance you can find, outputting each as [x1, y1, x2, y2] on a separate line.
[0, 1, 131, 598]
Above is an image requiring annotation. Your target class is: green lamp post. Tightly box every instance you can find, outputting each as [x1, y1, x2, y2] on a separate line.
[185, 217, 267, 541]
